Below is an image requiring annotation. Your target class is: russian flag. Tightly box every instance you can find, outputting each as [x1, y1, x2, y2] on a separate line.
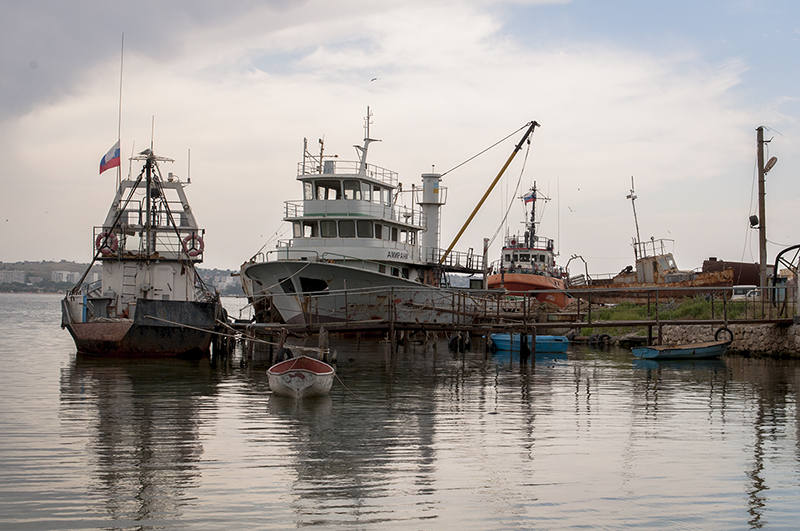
[99, 140, 121, 175]
[523, 191, 535, 204]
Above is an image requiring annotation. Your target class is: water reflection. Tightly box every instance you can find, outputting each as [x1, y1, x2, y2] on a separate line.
[49, 332, 800, 530]
[59, 355, 218, 524]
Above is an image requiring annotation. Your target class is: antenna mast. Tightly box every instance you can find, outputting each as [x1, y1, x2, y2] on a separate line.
[117, 33, 124, 188]
[626, 176, 641, 260]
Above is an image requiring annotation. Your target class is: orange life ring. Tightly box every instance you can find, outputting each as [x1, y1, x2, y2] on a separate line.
[95, 231, 118, 255]
[182, 233, 205, 257]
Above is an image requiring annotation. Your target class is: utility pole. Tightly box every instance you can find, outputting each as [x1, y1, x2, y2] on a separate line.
[756, 126, 767, 291]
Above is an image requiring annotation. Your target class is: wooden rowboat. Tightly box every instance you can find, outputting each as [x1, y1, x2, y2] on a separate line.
[631, 340, 731, 360]
[267, 356, 335, 398]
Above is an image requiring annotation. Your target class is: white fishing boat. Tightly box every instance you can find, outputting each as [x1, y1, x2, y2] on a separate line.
[267, 355, 335, 398]
[61, 148, 223, 358]
[241, 111, 535, 325]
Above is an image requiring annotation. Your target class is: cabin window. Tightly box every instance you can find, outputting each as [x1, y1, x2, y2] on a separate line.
[408, 231, 416, 245]
[361, 183, 371, 201]
[299, 277, 328, 293]
[392, 268, 399, 277]
[400, 229, 407, 244]
[320, 220, 337, 238]
[373, 186, 382, 204]
[513, 254, 519, 262]
[338, 220, 356, 238]
[391, 227, 398, 242]
[279, 278, 296, 294]
[504, 254, 511, 262]
[316, 180, 341, 200]
[343, 180, 361, 200]
[379, 264, 386, 274]
[519, 253, 530, 262]
[382, 188, 391, 205]
[374, 223, 383, 239]
[304, 182, 313, 200]
[293, 222, 302, 238]
[357, 220, 373, 238]
[402, 268, 410, 279]
[302, 221, 318, 238]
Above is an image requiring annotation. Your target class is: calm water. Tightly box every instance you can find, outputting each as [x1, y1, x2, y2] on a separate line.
[1, 293, 799, 530]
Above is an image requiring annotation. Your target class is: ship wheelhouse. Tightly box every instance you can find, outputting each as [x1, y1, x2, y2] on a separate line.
[280, 146, 429, 281]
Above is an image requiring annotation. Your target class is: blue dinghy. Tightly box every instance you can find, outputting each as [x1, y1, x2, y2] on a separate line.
[489, 333, 569, 353]
[631, 339, 731, 360]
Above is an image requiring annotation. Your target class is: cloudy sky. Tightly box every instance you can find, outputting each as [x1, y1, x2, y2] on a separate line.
[2, 0, 798, 277]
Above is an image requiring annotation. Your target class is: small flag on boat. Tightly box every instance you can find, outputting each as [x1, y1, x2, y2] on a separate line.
[523, 191, 535, 204]
[99, 140, 120, 175]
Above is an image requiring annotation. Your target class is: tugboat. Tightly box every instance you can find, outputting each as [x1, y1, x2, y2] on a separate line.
[486, 183, 570, 308]
[61, 147, 223, 358]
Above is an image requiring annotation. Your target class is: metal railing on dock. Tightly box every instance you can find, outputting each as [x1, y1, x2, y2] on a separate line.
[234, 284, 798, 345]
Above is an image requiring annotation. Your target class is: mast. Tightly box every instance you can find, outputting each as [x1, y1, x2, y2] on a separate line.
[145, 151, 153, 258]
[355, 106, 378, 176]
[524, 182, 549, 247]
[626, 176, 641, 260]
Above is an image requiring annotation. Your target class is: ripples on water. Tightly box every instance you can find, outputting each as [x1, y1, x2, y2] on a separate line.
[0, 293, 799, 530]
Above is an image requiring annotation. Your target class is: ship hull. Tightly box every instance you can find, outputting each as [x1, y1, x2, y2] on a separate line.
[62, 299, 219, 358]
[243, 260, 486, 325]
[486, 272, 570, 308]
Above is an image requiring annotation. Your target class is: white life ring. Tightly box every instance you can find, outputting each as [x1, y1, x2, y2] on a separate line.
[95, 231, 118, 255]
[182, 233, 205, 257]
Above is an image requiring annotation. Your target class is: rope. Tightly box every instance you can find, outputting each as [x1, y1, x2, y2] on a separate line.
[440, 123, 529, 177]
[141, 314, 325, 354]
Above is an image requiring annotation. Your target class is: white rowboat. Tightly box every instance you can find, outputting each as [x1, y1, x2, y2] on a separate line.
[267, 356, 335, 398]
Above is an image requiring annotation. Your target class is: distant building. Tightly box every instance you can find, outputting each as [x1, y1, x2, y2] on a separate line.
[28, 276, 43, 284]
[52, 271, 82, 284]
[0, 270, 26, 284]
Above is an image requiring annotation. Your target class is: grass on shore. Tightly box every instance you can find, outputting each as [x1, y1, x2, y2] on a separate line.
[579, 297, 792, 337]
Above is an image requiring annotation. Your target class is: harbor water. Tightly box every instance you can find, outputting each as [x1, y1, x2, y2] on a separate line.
[1, 293, 800, 530]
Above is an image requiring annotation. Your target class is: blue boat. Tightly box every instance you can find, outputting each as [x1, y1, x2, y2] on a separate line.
[489, 333, 569, 353]
[631, 340, 731, 360]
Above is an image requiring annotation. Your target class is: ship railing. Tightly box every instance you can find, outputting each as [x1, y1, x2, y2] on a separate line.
[502, 233, 557, 250]
[633, 238, 674, 260]
[425, 246, 484, 272]
[93, 226, 206, 261]
[297, 159, 398, 187]
[282, 284, 508, 325]
[284, 200, 426, 228]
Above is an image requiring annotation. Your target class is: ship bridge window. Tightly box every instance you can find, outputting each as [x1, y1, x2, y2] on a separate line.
[362, 183, 371, 201]
[344, 180, 362, 200]
[304, 182, 313, 200]
[320, 220, 337, 238]
[299, 277, 328, 293]
[316, 180, 341, 200]
[519, 253, 530, 262]
[338, 220, 355, 238]
[296, 221, 317, 238]
[357, 220, 373, 238]
[373, 185, 382, 204]
[382, 188, 391, 205]
[391, 227, 398, 242]
[504, 253, 511, 262]
[374, 223, 383, 239]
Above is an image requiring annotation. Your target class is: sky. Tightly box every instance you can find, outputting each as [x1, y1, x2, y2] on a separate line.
[2, 0, 799, 278]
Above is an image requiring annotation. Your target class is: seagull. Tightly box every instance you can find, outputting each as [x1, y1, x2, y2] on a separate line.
[371, 77, 379, 82]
